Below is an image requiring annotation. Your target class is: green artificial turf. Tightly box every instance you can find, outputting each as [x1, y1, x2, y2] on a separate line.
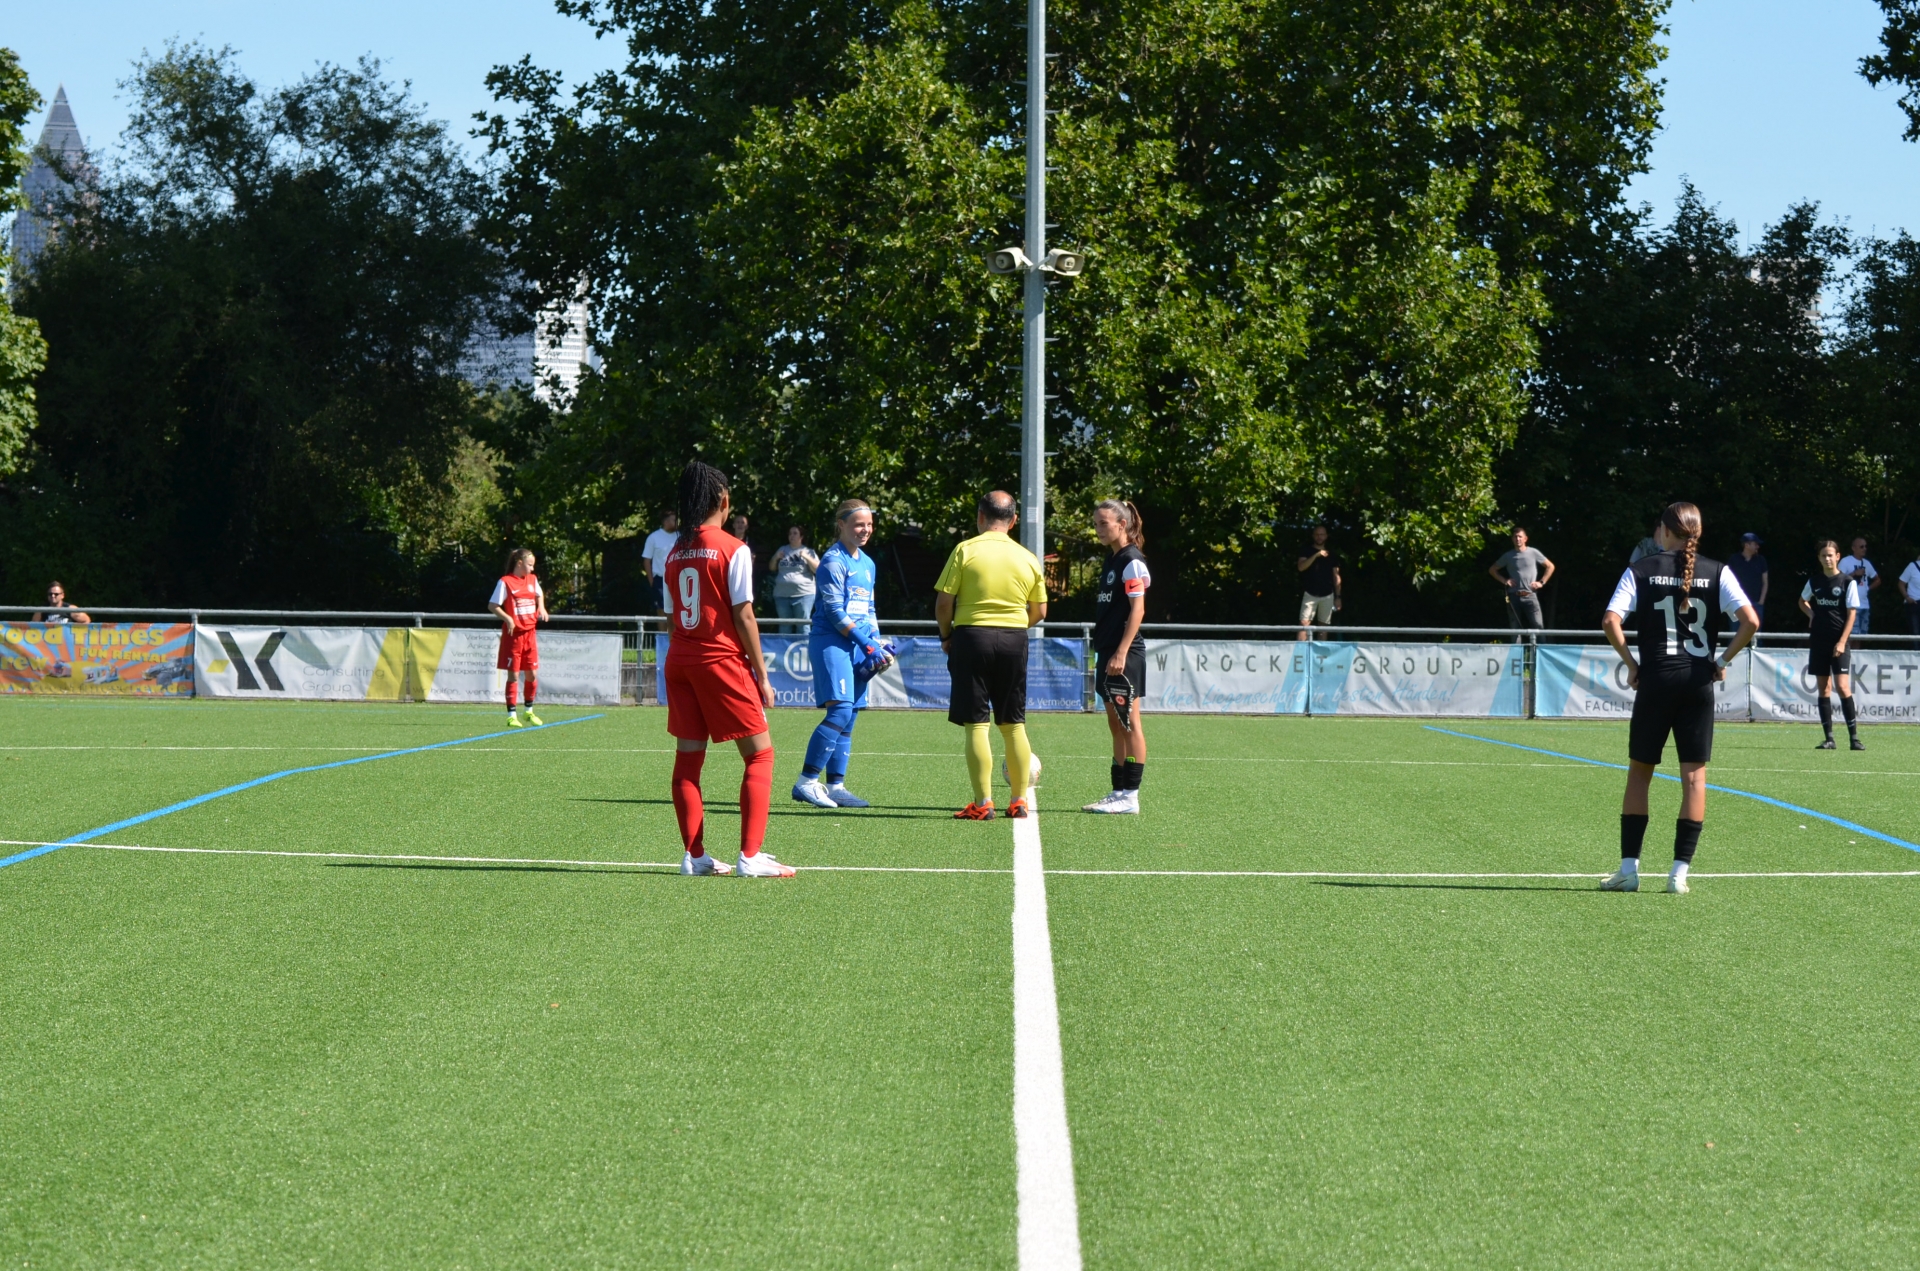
[3, 700, 1919, 1267]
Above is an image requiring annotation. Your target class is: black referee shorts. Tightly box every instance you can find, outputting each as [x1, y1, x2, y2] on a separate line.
[1095, 643, 1146, 705]
[1808, 643, 1852, 678]
[947, 626, 1029, 726]
[1629, 681, 1717, 766]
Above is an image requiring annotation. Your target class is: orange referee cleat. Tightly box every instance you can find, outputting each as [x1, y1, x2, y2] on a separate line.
[954, 801, 996, 820]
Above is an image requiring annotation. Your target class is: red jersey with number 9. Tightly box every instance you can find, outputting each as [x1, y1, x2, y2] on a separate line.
[663, 526, 756, 665]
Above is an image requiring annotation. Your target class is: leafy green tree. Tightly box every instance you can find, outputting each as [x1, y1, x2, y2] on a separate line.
[486, 0, 1666, 616]
[9, 45, 522, 607]
[0, 48, 48, 476]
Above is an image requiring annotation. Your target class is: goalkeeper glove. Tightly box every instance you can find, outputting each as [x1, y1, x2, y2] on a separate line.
[853, 638, 896, 681]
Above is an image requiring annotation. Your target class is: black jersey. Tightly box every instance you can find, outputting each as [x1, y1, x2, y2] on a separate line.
[1620, 551, 1734, 689]
[1804, 573, 1855, 644]
[1092, 545, 1150, 650]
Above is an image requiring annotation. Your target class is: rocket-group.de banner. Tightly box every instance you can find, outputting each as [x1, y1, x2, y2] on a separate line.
[1142, 640, 1525, 716]
[0, 623, 195, 695]
[1535, 645, 1752, 720]
[1750, 647, 1920, 723]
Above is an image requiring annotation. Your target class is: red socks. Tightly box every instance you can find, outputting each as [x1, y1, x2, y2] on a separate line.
[672, 749, 706, 855]
[505, 678, 519, 709]
[740, 747, 773, 856]
[523, 674, 536, 705]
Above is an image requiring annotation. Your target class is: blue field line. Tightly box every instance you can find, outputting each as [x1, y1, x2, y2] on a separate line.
[0, 714, 605, 871]
[1424, 725, 1920, 855]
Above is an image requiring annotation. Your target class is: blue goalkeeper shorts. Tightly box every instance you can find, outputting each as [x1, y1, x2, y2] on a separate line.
[809, 634, 868, 709]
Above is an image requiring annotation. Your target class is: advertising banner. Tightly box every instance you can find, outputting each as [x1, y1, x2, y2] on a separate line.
[665, 634, 1086, 712]
[195, 626, 405, 700]
[1750, 647, 1920, 723]
[1143, 640, 1523, 716]
[0, 623, 195, 695]
[1535, 645, 1751, 720]
[408, 629, 622, 706]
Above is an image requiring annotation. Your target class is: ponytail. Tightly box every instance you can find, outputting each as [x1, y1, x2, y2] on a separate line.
[1094, 499, 1146, 548]
[1662, 501, 1703, 597]
[676, 461, 730, 542]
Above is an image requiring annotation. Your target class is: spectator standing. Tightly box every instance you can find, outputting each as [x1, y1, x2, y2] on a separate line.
[935, 491, 1047, 820]
[1726, 533, 1770, 629]
[1489, 528, 1554, 631]
[1629, 522, 1662, 563]
[1836, 537, 1881, 633]
[1295, 525, 1341, 640]
[32, 582, 90, 623]
[1899, 552, 1920, 639]
[769, 527, 821, 634]
[642, 512, 679, 615]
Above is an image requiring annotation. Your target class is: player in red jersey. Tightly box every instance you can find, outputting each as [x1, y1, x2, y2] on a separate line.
[663, 462, 792, 878]
[489, 548, 549, 726]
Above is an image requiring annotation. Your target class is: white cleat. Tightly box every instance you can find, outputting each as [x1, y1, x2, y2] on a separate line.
[737, 850, 796, 878]
[1083, 790, 1139, 814]
[824, 783, 870, 808]
[1082, 790, 1125, 812]
[1599, 869, 1640, 892]
[1667, 873, 1690, 895]
[680, 852, 733, 876]
[791, 778, 838, 809]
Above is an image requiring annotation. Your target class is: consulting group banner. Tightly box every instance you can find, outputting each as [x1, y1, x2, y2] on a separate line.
[0, 622, 195, 695]
[408, 629, 622, 706]
[1141, 640, 1526, 716]
[661, 634, 1087, 712]
[194, 626, 622, 704]
[1535, 645, 1752, 721]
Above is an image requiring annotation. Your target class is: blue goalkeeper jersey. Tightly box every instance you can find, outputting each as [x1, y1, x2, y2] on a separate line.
[811, 542, 880, 645]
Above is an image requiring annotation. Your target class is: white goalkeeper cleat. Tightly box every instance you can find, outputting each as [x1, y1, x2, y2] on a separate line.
[791, 777, 838, 809]
[737, 850, 796, 878]
[1599, 867, 1640, 892]
[824, 783, 870, 808]
[681, 852, 732, 875]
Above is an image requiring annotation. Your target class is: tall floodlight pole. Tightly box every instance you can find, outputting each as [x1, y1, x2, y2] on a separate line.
[1020, 0, 1048, 565]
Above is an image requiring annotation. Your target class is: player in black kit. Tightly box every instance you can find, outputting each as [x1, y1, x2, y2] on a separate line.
[1799, 539, 1866, 751]
[1082, 500, 1151, 814]
[1599, 502, 1760, 894]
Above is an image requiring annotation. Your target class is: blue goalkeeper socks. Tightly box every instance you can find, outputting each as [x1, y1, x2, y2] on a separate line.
[802, 701, 856, 780]
[825, 711, 858, 785]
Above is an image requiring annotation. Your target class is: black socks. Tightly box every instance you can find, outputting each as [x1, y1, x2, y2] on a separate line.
[1840, 694, 1859, 736]
[1111, 763, 1124, 793]
[1122, 760, 1144, 791]
[1674, 818, 1703, 865]
[1621, 813, 1649, 860]
[1819, 694, 1834, 737]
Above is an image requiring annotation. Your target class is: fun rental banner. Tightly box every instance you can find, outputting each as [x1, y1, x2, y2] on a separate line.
[1535, 645, 1752, 720]
[1749, 647, 1920, 723]
[407, 629, 622, 706]
[0, 623, 195, 695]
[195, 626, 406, 700]
[669, 634, 1087, 712]
[1142, 640, 1525, 716]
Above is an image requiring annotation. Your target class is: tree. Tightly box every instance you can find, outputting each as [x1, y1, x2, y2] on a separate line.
[0, 48, 47, 476]
[8, 45, 524, 607]
[485, 0, 1666, 616]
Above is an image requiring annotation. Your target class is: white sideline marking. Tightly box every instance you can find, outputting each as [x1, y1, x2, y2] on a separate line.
[1010, 801, 1083, 1271]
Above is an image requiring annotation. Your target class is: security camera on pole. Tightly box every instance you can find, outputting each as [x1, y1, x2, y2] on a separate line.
[984, 0, 1087, 607]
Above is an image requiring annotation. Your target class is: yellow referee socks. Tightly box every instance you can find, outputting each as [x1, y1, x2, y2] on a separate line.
[964, 723, 994, 804]
[999, 723, 1032, 802]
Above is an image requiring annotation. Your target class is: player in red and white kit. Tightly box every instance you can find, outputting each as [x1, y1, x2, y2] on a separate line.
[663, 462, 792, 878]
[489, 548, 549, 727]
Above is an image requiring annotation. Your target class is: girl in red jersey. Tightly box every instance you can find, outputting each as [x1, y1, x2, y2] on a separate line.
[663, 462, 792, 877]
[489, 549, 548, 726]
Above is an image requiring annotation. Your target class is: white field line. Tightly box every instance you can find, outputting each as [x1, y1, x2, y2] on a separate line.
[5, 842, 1918, 881]
[1011, 799, 1082, 1271]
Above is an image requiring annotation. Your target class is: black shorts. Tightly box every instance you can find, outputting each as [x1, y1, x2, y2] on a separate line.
[1629, 682, 1716, 766]
[1095, 643, 1146, 705]
[947, 626, 1029, 725]
[1808, 644, 1852, 678]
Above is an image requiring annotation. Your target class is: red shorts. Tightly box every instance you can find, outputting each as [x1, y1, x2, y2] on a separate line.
[665, 654, 767, 742]
[497, 629, 538, 672]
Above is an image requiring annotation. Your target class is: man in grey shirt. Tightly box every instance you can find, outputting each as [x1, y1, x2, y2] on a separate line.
[1491, 527, 1555, 630]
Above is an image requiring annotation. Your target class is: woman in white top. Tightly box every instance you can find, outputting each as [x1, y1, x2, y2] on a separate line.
[769, 527, 821, 634]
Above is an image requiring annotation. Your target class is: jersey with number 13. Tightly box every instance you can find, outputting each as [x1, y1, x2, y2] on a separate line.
[1606, 550, 1752, 689]
[663, 526, 756, 665]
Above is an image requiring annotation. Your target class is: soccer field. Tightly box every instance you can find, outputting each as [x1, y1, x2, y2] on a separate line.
[3, 699, 1919, 1268]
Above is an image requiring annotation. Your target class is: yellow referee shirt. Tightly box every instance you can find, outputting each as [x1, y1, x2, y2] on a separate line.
[935, 531, 1048, 628]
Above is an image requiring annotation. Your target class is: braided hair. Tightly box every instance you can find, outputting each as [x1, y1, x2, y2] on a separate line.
[676, 461, 730, 543]
[1662, 501, 1704, 596]
[1094, 499, 1146, 548]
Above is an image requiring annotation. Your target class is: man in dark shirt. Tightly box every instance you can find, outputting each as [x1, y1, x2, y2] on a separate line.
[1726, 533, 1769, 629]
[1296, 524, 1341, 640]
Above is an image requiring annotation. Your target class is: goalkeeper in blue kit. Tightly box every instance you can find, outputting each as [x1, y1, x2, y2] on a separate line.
[792, 499, 894, 808]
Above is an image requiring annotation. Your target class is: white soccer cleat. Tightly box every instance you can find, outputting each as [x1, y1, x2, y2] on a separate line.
[1599, 868, 1640, 892]
[825, 783, 870, 808]
[1083, 790, 1137, 814]
[791, 777, 838, 809]
[1116, 789, 1140, 814]
[1003, 753, 1043, 788]
[680, 852, 732, 875]
[736, 850, 796, 878]
[1082, 790, 1124, 812]
[1666, 872, 1690, 895]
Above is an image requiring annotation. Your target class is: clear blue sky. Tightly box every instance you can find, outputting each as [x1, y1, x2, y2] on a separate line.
[9, 0, 1920, 243]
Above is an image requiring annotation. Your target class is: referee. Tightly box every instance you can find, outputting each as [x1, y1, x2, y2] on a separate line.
[935, 490, 1048, 820]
